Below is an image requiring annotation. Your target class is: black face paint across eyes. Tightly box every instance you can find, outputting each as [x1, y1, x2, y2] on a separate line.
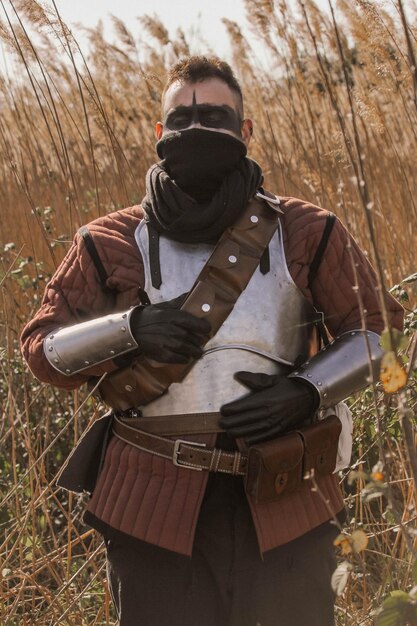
[164, 91, 242, 134]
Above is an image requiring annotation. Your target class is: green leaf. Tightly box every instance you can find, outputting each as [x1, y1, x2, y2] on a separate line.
[22, 535, 33, 548]
[380, 329, 391, 352]
[389, 591, 411, 601]
[380, 328, 408, 352]
[375, 606, 404, 626]
[376, 591, 417, 626]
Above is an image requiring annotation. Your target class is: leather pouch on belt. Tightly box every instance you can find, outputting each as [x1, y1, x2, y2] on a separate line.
[244, 432, 304, 503]
[298, 414, 342, 476]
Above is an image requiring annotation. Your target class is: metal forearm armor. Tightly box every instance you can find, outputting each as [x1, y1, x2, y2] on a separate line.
[289, 330, 383, 408]
[44, 309, 139, 376]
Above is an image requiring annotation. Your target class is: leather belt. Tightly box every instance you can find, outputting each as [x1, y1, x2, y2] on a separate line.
[115, 411, 224, 436]
[112, 416, 247, 476]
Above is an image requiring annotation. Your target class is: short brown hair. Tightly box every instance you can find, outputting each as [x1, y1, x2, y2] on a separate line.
[162, 55, 244, 116]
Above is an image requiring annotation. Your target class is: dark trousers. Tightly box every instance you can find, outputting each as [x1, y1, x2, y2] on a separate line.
[105, 473, 338, 626]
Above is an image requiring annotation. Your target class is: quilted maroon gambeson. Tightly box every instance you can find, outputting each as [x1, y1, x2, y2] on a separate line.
[21, 197, 404, 555]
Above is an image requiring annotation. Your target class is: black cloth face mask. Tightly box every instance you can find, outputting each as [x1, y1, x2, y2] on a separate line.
[156, 127, 247, 202]
[142, 128, 263, 247]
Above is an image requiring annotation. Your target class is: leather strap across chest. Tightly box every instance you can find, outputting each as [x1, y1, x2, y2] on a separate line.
[99, 192, 282, 411]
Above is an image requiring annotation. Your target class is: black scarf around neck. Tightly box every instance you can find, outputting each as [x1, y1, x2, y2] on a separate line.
[141, 157, 263, 245]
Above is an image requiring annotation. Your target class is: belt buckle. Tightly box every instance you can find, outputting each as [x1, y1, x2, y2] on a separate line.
[173, 439, 207, 471]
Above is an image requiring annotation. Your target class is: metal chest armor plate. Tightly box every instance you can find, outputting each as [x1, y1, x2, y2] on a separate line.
[135, 220, 317, 416]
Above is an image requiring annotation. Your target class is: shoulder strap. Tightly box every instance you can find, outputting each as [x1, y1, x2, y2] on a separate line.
[98, 194, 281, 410]
[307, 212, 336, 289]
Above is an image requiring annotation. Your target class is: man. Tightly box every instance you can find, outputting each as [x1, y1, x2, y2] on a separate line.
[21, 56, 403, 626]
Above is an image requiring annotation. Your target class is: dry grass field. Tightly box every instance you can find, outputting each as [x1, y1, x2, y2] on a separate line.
[0, 0, 416, 624]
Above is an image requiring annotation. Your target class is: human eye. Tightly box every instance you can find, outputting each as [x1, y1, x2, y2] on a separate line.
[201, 109, 225, 127]
[165, 110, 192, 130]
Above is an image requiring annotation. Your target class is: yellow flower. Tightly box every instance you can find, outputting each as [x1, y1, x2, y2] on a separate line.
[334, 530, 368, 554]
[380, 351, 407, 393]
[334, 534, 352, 555]
[371, 471, 384, 482]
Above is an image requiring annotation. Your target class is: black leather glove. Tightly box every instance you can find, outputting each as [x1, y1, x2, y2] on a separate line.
[219, 371, 320, 445]
[130, 294, 211, 364]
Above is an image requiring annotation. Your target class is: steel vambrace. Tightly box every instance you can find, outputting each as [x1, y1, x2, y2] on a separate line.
[44, 308, 139, 376]
[289, 330, 383, 408]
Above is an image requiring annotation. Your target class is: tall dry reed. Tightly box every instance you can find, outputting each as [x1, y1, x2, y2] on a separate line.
[0, 1, 416, 624]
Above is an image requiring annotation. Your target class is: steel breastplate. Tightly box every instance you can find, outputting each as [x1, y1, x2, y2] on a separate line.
[135, 220, 316, 415]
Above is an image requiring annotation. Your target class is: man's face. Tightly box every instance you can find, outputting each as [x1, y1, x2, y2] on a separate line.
[156, 78, 253, 146]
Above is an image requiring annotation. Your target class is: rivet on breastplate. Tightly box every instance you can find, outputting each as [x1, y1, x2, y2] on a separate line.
[54, 358, 59, 364]
[121, 326, 127, 332]
[48, 346, 53, 352]
[250, 215, 259, 224]
[125, 384, 133, 392]
[228, 255, 237, 264]
[66, 369, 71, 374]
[202, 303, 211, 312]
[109, 350, 115, 355]
[84, 360, 90, 366]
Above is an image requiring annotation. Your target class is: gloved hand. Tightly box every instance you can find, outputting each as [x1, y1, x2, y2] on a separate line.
[130, 294, 211, 364]
[219, 371, 320, 445]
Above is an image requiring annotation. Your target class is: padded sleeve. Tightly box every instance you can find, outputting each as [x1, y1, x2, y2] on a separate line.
[20, 232, 121, 390]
